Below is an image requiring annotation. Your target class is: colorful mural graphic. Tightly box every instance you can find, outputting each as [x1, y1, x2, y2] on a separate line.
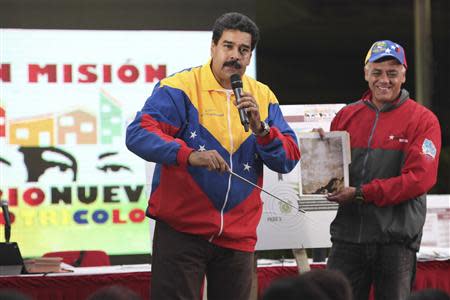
[0, 29, 255, 257]
[5, 91, 123, 147]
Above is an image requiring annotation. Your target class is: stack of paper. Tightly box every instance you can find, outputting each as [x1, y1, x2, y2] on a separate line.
[24, 257, 63, 273]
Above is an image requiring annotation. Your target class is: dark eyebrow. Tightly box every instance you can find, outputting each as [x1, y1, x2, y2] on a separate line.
[222, 40, 234, 44]
[98, 152, 118, 159]
[222, 40, 251, 49]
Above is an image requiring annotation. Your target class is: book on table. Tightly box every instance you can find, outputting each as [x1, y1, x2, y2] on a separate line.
[24, 257, 63, 273]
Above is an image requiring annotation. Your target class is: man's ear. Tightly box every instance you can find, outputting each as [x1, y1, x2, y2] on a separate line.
[364, 66, 369, 82]
[400, 68, 406, 84]
[210, 41, 215, 57]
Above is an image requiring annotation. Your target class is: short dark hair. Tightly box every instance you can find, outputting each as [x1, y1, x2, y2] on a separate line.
[262, 269, 353, 300]
[301, 269, 353, 300]
[263, 276, 330, 300]
[212, 12, 260, 50]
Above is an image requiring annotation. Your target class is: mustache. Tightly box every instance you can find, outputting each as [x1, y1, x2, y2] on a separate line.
[223, 60, 242, 69]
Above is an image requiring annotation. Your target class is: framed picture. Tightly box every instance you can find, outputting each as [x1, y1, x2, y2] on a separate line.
[297, 131, 351, 199]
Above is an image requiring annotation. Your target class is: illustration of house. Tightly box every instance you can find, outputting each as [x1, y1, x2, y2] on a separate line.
[57, 109, 97, 144]
[0, 105, 5, 137]
[9, 114, 54, 146]
[99, 90, 122, 145]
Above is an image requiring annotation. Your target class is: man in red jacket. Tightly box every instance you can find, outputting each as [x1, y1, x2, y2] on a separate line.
[324, 40, 441, 300]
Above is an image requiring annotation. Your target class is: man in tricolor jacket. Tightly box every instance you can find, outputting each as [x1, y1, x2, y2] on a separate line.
[126, 12, 300, 300]
[324, 40, 441, 300]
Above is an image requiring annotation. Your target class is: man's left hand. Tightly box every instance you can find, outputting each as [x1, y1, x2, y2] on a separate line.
[234, 92, 262, 134]
[326, 187, 356, 205]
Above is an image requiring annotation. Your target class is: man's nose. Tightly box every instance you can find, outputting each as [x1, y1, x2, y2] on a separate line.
[379, 72, 389, 82]
[230, 48, 241, 60]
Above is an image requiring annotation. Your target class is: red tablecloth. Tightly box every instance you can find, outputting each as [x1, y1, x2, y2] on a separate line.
[0, 272, 151, 299]
[0, 261, 449, 300]
[257, 261, 450, 299]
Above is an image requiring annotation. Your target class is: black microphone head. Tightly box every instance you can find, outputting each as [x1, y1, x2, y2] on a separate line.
[1, 199, 11, 225]
[230, 74, 242, 89]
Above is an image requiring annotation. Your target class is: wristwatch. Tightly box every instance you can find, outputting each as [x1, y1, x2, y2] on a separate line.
[255, 121, 270, 137]
[354, 186, 365, 203]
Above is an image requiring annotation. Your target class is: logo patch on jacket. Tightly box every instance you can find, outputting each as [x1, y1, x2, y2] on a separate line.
[388, 135, 408, 143]
[202, 108, 224, 117]
[422, 138, 437, 159]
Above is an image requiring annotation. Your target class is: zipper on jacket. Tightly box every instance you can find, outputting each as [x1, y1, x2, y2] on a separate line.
[209, 90, 234, 242]
[358, 109, 380, 243]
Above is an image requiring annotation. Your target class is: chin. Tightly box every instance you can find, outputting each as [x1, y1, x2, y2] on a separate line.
[226, 69, 241, 76]
[375, 91, 394, 101]
[381, 97, 397, 103]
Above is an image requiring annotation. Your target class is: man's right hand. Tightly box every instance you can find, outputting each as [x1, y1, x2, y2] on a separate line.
[188, 150, 229, 173]
[312, 128, 326, 139]
[326, 187, 356, 205]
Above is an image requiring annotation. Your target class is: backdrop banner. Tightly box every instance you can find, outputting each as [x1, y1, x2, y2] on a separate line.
[0, 29, 256, 257]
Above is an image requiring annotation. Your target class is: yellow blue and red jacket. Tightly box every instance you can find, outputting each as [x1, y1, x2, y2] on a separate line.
[126, 61, 300, 251]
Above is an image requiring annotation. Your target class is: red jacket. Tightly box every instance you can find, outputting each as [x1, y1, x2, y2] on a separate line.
[330, 89, 441, 249]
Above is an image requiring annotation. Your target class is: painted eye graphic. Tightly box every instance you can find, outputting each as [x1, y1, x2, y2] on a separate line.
[54, 162, 74, 172]
[19, 146, 78, 182]
[96, 152, 132, 173]
[97, 164, 131, 173]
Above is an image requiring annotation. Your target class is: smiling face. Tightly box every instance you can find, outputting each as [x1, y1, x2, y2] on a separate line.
[364, 59, 406, 109]
[210, 29, 252, 89]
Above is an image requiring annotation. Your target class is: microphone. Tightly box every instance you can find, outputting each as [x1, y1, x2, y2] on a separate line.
[1, 200, 11, 243]
[230, 74, 250, 132]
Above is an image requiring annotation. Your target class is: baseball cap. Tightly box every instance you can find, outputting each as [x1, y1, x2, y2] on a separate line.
[364, 40, 407, 68]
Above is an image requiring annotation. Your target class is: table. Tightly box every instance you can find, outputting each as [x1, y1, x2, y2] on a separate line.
[1, 260, 449, 300]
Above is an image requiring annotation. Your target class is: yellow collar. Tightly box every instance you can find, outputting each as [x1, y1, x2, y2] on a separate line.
[200, 60, 230, 92]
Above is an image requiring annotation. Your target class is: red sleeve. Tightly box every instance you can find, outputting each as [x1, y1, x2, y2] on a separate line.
[362, 112, 441, 207]
[330, 108, 344, 131]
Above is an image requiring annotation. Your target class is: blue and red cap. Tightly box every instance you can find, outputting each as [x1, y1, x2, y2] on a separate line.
[364, 40, 407, 69]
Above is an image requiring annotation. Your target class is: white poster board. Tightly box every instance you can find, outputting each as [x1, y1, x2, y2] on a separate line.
[255, 104, 345, 250]
[419, 194, 450, 260]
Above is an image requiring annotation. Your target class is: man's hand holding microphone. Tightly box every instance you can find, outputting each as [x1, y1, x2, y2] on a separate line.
[187, 74, 268, 173]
